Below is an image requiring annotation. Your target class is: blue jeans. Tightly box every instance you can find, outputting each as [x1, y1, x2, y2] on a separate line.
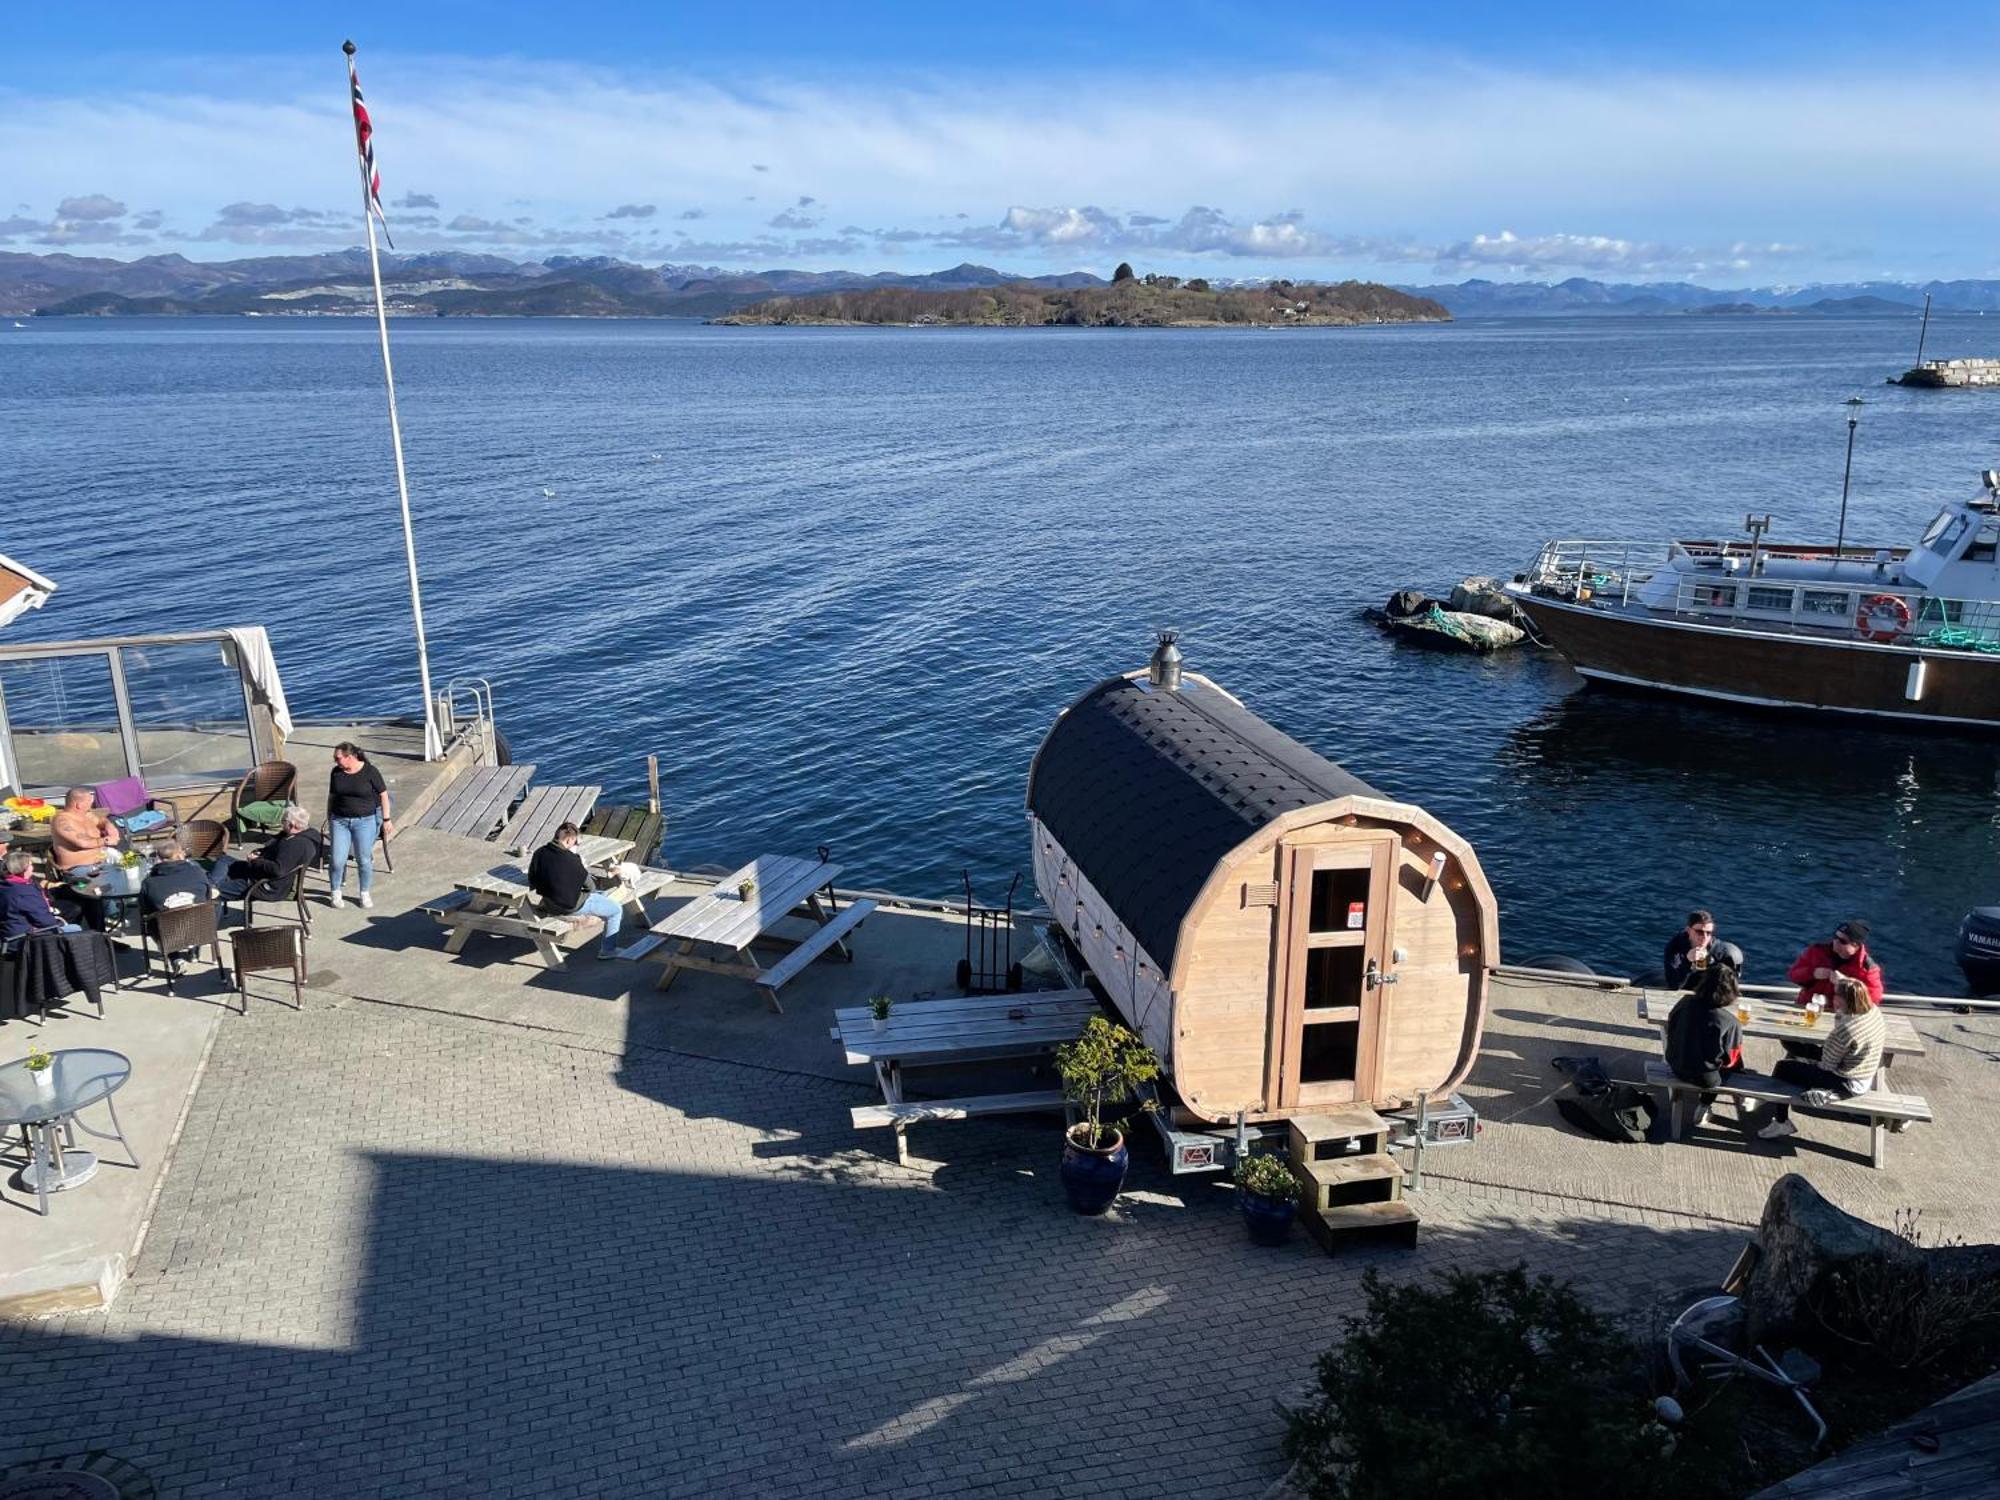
[329, 814, 381, 894]
[578, 891, 623, 952]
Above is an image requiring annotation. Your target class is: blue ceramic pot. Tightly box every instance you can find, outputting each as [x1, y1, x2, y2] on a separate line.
[1060, 1126, 1129, 1215]
[1241, 1191, 1297, 1247]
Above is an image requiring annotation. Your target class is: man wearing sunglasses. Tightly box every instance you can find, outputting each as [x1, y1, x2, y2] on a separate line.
[1663, 909, 1720, 991]
[1788, 919, 1884, 1008]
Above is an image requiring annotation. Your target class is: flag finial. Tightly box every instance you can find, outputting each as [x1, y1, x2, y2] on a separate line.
[343, 39, 357, 56]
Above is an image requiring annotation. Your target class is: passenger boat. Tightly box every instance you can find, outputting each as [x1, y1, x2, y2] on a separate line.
[1505, 470, 2000, 728]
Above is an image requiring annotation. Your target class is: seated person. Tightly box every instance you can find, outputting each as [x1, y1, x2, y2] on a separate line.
[527, 821, 624, 960]
[1, 849, 81, 948]
[1788, 919, 1884, 1007]
[209, 805, 324, 900]
[1662, 909, 1718, 990]
[140, 839, 217, 965]
[50, 785, 122, 874]
[1663, 962, 1745, 1128]
[1757, 975, 1887, 1141]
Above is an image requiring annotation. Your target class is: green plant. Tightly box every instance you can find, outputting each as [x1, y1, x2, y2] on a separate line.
[1813, 1208, 2000, 1371]
[1053, 1016, 1159, 1149]
[737, 878, 756, 900]
[867, 994, 894, 1021]
[1285, 1266, 1672, 1500]
[25, 1043, 52, 1074]
[1233, 1151, 1299, 1203]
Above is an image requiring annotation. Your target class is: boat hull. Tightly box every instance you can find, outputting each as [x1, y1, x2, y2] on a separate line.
[1513, 594, 2000, 728]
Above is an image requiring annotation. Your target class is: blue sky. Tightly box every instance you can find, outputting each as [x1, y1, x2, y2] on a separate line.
[6, 2, 1997, 282]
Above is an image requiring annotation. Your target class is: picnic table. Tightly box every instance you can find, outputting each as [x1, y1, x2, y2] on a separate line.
[831, 990, 1099, 1164]
[1637, 990, 1928, 1068]
[501, 785, 602, 857]
[424, 834, 672, 968]
[625, 853, 877, 1012]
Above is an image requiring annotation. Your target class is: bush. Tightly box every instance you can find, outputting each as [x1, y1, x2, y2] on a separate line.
[1112, 261, 1136, 282]
[1233, 1151, 1299, 1202]
[1285, 1266, 1672, 1500]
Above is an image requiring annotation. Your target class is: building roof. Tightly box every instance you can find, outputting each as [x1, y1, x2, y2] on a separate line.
[1027, 673, 1384, 970]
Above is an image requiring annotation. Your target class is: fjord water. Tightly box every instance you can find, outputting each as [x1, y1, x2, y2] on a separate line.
[7, 314, 1999, 992]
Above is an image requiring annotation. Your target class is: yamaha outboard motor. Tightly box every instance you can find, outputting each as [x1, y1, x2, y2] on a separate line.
[1957, 907, 2000, 995]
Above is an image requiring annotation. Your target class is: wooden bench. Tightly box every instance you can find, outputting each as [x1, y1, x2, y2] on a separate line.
[851, 1089, 1067, 1165]
[1641, 1060, 1933, 1169]
[426, 860, 664, 969]
[413, 763, 536, 839]
[754, 898, 877, 996]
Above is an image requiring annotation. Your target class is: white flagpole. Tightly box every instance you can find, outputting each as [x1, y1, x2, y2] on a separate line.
[345, 41, 441, 760]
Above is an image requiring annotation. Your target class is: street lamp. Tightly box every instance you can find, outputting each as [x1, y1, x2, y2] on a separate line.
[1836, 397, 1864, 560]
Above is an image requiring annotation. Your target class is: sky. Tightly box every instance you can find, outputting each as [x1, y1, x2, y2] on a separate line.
[5, 2, 1999, 285]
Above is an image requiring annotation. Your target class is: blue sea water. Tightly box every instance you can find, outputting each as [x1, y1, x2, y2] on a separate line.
[6, 313, 1999, 992]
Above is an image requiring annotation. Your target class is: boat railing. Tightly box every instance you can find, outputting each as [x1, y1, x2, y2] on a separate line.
[1520, 539, 1676, 606]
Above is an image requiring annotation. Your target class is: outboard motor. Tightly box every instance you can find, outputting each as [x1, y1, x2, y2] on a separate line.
[1956, 907, 2000, 995]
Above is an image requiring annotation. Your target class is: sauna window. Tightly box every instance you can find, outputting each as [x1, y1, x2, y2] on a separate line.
[0, 653, 127, 789]
[1304, 947, 1365, 1010]
[1801, 590, 1853, 618]
[1299, 1020, 1361, 1083]
[1745, 585, 1795, 614]
[1308, 868, 1371, 932]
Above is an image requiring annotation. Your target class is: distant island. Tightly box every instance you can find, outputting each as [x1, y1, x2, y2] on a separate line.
[713, 271, 1448, 328]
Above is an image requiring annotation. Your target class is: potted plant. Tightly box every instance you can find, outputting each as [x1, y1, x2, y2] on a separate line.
[867, 995, 894, 1031]
[737, 877, 757, 902]
[25, 1043, 54, 1092]
[1233, 1151, 1300, 1246]
[1053, 1016, 1160, 1216]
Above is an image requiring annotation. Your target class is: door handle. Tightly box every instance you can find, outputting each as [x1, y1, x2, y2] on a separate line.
[1367, 958, 1399, 990]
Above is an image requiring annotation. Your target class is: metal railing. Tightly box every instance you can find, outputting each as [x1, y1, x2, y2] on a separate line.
[1521, 539, 2000, 651]
[437, 676, 498, 766]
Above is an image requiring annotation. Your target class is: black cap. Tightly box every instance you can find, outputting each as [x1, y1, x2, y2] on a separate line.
[1836, 919, 1871, 944]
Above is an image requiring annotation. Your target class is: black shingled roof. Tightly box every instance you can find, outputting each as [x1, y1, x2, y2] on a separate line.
[1027, 674, 1384, 972]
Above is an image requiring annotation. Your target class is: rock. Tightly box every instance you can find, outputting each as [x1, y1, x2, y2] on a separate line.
[1381, 608, 1525, 653]
[1449, 575, 1521, 621]
[1745, 1174, 1909, 1340]
[1383, 589, 1431, 619]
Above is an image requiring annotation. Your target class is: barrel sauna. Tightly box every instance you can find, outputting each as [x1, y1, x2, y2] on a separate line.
[1026, 642, 1499, 1129]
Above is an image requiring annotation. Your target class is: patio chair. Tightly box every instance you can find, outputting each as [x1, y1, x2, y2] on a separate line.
[228, 924, 305, 1013]
[230, 760, 297, 840]
[241, 864, 313, 935]
[143, 899, 221, 996]
[2, 927, 118, 1024]
[91, 774, 179, 838]
[181, 817, 230, 866]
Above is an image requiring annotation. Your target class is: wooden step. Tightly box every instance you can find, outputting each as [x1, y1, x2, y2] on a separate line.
[754, 898, 878, 993]
[1302, 1199, 1420, 1253]
[1292, 1153, 1402, 1213]
[1289, 1107, 1391, 1161]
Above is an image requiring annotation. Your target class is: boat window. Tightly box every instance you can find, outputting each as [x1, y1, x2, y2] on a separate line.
[0, 652, 129, 789]
[1968, 532, 1998, 563]
[1920, 508, 1957, 548]
[1801, 590, 1853, 618]
[1927, 514, 1969, 556]
[1746, 585, 1795, 613]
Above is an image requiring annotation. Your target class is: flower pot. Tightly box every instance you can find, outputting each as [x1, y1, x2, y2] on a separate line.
[870, 1016, 889, 1031]
[30, 1067, 54, 1093]
[1240, 1190, 1297, 1247]
[1060, 1125, 1129, 1215]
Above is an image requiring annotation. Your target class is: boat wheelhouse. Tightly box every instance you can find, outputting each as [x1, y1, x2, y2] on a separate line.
[1506, 471, 2000, 727]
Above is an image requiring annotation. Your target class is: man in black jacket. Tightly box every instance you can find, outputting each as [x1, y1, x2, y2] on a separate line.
[1664, 963, 1746, 1128]
[527, 822, 624, 959]
[210, 805, 324, 900]
[1663, 909, 1720, 990]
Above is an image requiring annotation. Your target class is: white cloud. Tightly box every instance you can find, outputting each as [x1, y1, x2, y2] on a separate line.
[603, 202, 656, 219]
[1434, 229, 1822, 277]
[56, 193, 126, 221]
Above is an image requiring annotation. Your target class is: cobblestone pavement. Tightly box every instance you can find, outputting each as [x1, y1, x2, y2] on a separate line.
[0, 995, 1747, 1498]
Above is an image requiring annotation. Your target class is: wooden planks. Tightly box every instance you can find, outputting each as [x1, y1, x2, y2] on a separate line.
[851, 1090, 1065, 1129]
[755, 898, 877, 993]
[501, 784, 602, 856]
[414, 763, 535, 839]
[1638, 991, 1927, 1059]
[1751, 1370, 2000, 1499]
[649, 854, 838, 953]
[583, 804, 665, 866]
[833, 990, 1098, 1067]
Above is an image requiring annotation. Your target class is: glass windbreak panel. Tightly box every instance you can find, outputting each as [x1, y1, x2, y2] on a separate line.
[1928, 515, 1968, 557]
[1801, 590, 1853, 618]
[1299, 1020, 1360, 1083]
[121, 640, 254, 785]
[1920, 508, 1956, 549]
[1308, 867, 1372, 932]
[0, 653, 129, 790]
[1745, 585, 1795, 613]
[1304, 946, 1366, 1010]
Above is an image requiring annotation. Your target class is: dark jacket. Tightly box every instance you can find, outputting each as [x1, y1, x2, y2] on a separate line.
[1665, 991, 1743, 1087]
[528, 843, 589, 915]
[0, 876, 65, 944]
[240, 829, 324, 884]
[1663, 931, 1698, 990]
[1788, 942, 1884, 1007]
[140, 858, 217, 917]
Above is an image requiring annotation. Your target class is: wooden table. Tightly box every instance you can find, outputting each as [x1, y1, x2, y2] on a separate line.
[627, 853, 877, 1012]
[1638, 990, 1928, 1067]
[831, 990, 1099, 1164]
[430, 836, 665, 968]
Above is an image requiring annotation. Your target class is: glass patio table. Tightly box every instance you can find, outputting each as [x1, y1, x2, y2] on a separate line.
[0, 1048, 137, 1216]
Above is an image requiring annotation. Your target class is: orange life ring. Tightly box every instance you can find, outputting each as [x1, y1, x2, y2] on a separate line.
[1857, 593, 1912, 643]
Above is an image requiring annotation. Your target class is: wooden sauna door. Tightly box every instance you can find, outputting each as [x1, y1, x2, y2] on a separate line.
[1271, 834, 1397, 1111]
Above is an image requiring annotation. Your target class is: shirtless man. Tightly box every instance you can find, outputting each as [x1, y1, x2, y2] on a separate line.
[50, 785, 121, 873]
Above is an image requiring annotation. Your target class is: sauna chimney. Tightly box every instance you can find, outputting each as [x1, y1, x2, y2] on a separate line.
[1148, 630, 1184, 691]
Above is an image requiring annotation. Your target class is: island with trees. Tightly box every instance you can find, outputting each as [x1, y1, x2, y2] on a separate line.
[713, 266, 1449, 328]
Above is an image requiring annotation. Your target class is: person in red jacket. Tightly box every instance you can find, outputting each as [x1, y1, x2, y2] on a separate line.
[1788, 919, 1885, 1008]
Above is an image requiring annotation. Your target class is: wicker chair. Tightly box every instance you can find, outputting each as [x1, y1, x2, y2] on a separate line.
[230, 760, 298, 840]
[144, 900, 221, 996]
[228, 924, 305, 1012]
[243, 864, 313, 934]
[181, 818, 230, 865]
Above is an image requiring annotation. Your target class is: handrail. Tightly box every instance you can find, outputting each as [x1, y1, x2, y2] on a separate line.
[439, 676, 496, 764]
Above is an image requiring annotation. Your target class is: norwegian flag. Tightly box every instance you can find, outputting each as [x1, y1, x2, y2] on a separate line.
[344, 42, 394, 248]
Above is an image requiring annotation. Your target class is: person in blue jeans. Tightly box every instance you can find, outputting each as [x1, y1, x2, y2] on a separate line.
[326, 741, 393, 910]
[526, 821, 623, 959]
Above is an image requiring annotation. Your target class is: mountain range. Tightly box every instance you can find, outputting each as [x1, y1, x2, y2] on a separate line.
[5, 250, 1997, 319]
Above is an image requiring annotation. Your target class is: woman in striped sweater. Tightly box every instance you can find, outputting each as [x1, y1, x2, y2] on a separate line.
[1757, 974, 1887, 1141]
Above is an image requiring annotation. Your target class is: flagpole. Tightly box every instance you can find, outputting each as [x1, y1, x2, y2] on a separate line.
[345, 40, 441, 760]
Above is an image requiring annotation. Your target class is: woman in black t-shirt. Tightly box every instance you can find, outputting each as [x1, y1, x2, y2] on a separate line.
[327, 741, 392, 909]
